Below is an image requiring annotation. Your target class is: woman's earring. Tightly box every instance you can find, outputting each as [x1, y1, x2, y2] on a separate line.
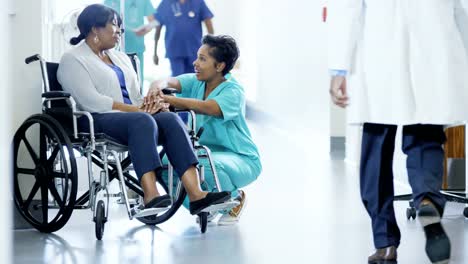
[94, 35, 99, 44]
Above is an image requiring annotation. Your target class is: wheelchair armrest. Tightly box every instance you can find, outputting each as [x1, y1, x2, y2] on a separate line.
[42, 91, 71, 99]
[74, 111, 96, 150]
[174, 108, 191, 113]
[162, 88, 178, 95]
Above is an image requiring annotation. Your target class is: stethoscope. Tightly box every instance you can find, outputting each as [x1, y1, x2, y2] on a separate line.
[171, 0, 195, 18]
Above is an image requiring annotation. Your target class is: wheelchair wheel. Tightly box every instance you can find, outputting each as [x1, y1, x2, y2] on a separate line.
[136, 177, 187, 225]
[199, 212, 208, 233]
[95, 200, 105, 240]
[13, 114, 77, 233]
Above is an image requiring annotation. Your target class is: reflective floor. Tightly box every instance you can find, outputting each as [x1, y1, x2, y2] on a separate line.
[13, 121, 468, 264]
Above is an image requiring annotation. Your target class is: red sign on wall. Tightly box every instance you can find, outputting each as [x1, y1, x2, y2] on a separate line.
[323, 7, 327, 22]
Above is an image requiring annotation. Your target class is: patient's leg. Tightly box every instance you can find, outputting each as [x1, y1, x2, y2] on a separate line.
[140, 171, 161, 204]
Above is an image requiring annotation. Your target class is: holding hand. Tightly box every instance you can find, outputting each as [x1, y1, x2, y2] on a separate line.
[141, 93, 169, 114]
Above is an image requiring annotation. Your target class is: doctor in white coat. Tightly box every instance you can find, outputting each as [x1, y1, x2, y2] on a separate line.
[328, 1, 468, 263]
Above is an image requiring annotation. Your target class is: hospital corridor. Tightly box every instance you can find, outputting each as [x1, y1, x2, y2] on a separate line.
[2, 1, 468, 264]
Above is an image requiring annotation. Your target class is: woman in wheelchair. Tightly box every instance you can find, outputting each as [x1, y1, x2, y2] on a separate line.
[147, 35, 262, 224]
[56, 4, 230, 214]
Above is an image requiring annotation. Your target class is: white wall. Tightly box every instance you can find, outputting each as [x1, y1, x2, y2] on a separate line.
[11, 0, 43, 130]
[240, 0, 330, 149]
[153, 0, 331, 149]
[1, 0, 12, 262]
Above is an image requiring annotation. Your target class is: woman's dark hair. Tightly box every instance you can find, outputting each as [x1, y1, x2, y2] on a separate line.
[201, 35, 240, 75]
[69, 4, 122, 45]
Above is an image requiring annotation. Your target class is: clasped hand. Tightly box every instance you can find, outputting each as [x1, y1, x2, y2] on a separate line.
[141, 89, 169, 114]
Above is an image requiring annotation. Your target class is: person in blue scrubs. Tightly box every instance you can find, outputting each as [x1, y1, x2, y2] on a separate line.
[146, 35, 262, 225]
[152, 0, 214, 76]
[104, 0, 155, 83]
[153, 0, 214, 124]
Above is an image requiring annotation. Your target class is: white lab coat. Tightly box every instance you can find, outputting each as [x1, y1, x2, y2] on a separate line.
[328, 0, 468, 125]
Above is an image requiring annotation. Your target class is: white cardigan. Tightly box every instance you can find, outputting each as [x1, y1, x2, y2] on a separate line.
[57, 41, 144, 113]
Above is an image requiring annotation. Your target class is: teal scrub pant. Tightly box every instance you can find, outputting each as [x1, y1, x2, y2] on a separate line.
[161, 151, 261, 209]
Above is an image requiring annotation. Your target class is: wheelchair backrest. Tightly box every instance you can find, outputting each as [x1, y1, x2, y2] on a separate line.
[46, 63, 63, 92]
[44, 62, 75, 136]
[37, 54, 140, 137]
[126, 53, 142, 93]
[127, 53, 139, 74]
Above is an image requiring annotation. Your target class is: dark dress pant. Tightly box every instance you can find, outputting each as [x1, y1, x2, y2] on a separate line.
[360, 123, 446, 248]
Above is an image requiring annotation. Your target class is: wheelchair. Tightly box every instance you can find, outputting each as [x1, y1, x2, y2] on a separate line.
[13, 53, 239, 240]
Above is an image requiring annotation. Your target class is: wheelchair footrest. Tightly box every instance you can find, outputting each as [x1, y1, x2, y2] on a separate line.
[132, 206, 169, 218]
[105, 192, 122, 198]
[201, 200, 240, 213]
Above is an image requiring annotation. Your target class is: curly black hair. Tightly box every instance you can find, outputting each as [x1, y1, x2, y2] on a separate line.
[202, 35, 240, 75]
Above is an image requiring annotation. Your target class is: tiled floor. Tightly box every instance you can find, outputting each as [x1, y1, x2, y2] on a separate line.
[13, 121, 468, 264]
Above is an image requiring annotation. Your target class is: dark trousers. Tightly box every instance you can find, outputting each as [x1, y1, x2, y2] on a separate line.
[79, 111, 198, 181]
[360, 123, 446, 249]
[169, 56, 196, 76]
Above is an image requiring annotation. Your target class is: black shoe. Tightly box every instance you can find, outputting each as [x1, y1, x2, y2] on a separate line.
[418, 202, 451, 264]
[145, 194, 171, 209]
[189, 191, 231, 215]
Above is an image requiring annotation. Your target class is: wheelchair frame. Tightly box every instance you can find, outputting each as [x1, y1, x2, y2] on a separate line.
[13, 54, 238, 240]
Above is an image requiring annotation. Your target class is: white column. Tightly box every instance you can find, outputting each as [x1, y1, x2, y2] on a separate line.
[465, 124, 468, 208]
[1, 0, 13, 263]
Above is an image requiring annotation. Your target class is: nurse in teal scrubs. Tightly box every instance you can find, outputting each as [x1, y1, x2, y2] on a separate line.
[104, 0, 155, 82]
[146, 35, 261, 225]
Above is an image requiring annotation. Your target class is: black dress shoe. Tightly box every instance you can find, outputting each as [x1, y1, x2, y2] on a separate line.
[145, 194, 171, 209]
[368, 246, 397, 264]
[189, 191, 231, 215]
[418, 201, 451, 264]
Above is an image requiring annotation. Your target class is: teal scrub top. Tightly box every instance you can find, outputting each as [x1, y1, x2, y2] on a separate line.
[104, 0, 155, 53]
[176, 73, 260, 161]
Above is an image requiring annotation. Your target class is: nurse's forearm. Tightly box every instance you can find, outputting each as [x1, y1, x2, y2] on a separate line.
[204, 19, 214, 34]
[165, 96, 222, 117]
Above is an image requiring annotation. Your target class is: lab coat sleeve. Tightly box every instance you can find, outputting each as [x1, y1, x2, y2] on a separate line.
[329, 69, 348, 76]
[327, 0, 364, 72]
[455, 0, 468, 53]
[57, 53, 114, 113]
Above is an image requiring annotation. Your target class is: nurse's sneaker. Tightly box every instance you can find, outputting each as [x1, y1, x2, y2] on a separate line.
[218, 190, 247, 226]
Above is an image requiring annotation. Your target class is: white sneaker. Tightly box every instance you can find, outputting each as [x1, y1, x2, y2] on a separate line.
[218, 190, 247, 226]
